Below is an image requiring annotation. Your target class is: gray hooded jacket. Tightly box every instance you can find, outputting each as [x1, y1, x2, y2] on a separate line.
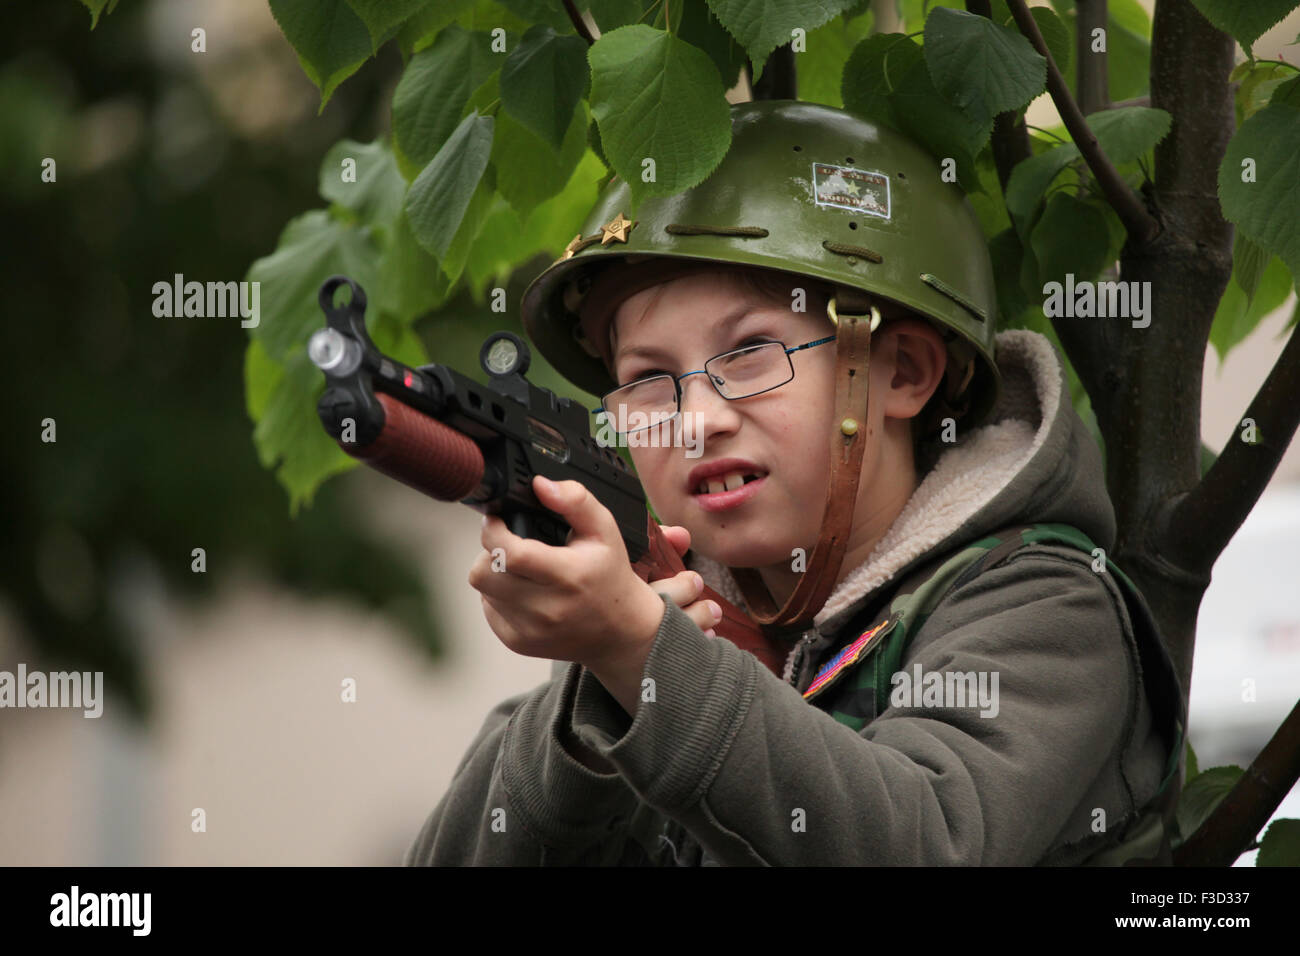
[404, 330, 1179, 865]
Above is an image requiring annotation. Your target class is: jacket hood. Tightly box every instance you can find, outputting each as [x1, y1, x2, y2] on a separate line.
[690, 328, 1116, 639]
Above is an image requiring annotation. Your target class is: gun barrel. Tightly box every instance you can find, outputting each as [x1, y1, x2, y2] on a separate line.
[349, 392, 486, 502]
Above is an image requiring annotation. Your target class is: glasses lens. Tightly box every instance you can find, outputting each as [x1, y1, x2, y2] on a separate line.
[603, 376, 677, 433]
[706, 342, 791, 398]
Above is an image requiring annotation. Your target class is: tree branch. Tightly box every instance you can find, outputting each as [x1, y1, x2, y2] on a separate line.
[1174, 699, 1300, 866]
[1164, 321, 1300, 573]
[967, 0, 1032, 192]
[1075, 0, 1109, 115]
[1006, 0, 1159, 241]
[562, 0, 596, 44]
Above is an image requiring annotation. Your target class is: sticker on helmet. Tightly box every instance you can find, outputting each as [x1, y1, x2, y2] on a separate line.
[813, 164, 891, 220]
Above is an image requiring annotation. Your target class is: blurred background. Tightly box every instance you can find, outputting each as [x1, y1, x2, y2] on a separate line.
[0, 0, 1296, 865]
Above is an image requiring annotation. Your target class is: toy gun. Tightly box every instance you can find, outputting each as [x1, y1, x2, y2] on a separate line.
[306, 276, 787, 675]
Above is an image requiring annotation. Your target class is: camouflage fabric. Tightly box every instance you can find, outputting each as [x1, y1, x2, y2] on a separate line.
[798, 522, 1186, 866]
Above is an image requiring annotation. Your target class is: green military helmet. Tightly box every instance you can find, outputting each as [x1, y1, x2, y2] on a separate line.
[520, 99, 1002, 428]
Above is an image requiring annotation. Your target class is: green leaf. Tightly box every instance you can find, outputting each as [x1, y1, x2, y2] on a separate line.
[252, 347, 357, 514]
[318, 139, 405, 229]
[246, 210, 381, 362]
[969, 146, 1011, 235]
[344, 0, 433, 51]
[376, 211, 450, 319]
[398, 0, 475, 56]
[466, 149, 606, 297]
[1209, 254, 1293, 362]
[1190, 0, 1300, 53]
[1030, 193, 1111, 286]
[676, 0, 749, 90]
[704, 0, 859, 83]
[885, 36, 994, 190]
[898, 0, 961, 31]
[496, 0, 575, 31]
[268, 0, 373, 110]
[501, 25, 590, 150]
[989, 227, 1031, 320]
[1233, 233, 1269, 303]
[582, 0, 651, 32]
[245, 338, 284, 425]
[1106, 17, 1151, 102]
[1030, 6, 1071, 79]
[1185, 739, 1199, 779]
[1086, 106, 1173, 163]
[1220, 84, 1300, 282]
[392, 26, 498, 170]
[1109, 0, 1152, 37]
[923, 7, 1046, 120]
[1235, 61, 1294, 125]
[1258, 819, 1300, 866]
[798, 8, 874, 108]
[368, 309, 430, 370]
[492, 101, 588, 222]
[587, 25, 732, 208]
[1004, 108, 1172, 234]
[1174, 765, 1243, 846]
[405, 111, 495, 259]
[438, 170, 497, 286]
[78, 0, 119, 29]
[842, 32, 908, 131]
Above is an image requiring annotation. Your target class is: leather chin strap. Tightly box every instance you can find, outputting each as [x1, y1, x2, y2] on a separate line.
[730, 298, 880, 640]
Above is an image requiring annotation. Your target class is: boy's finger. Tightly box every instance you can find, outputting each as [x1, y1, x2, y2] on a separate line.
[682, 598, 724, 634]
[650, 570, 705, 608]
[659, 525, 691, 558]
[532, 475, 618, 545]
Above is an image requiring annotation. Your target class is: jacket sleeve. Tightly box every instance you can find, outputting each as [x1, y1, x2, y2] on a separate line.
[404, 659, 644, 865]
[566, 547, 1148, 865]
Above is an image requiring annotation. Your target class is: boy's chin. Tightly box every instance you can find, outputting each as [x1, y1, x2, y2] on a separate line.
[689, 535, 795, 572]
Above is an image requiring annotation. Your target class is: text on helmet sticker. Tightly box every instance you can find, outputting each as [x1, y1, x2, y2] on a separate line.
[813, 163, 891, 220]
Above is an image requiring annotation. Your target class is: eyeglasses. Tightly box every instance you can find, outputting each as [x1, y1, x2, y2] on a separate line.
[595, 336, 837, 435]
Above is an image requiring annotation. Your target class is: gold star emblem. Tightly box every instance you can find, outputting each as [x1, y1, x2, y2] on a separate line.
[561, 234, 583, 261]
[842, 180, 860, 197]
[600, 213, 635, 245]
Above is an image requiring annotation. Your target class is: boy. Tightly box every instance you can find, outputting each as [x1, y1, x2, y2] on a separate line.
[405, 101, 1184, 866]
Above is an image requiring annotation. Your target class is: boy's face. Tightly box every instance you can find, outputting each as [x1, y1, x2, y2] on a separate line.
[609, 271, 848, 571]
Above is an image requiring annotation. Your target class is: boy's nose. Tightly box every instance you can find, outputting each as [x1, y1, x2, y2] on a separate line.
[679, 371, 742, 439]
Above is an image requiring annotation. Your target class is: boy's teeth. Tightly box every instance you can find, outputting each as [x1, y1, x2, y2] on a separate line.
[697, 470, 757, 494]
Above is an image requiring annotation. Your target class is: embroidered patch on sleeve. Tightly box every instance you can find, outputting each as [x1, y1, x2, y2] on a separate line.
[803, 613, 900, 701]
[813, 163, 891, 219]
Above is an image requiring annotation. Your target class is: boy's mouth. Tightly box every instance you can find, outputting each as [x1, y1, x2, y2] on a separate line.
[692, 471, 764, 495]
[686, 458, 768, 512]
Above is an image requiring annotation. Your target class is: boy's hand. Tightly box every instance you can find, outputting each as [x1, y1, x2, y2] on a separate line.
[470, 476, 722, 715]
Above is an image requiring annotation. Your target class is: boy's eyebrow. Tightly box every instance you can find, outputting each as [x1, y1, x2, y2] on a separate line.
[613, 304, 771, 363]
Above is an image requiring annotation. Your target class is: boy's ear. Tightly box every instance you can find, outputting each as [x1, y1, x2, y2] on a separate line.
[880, 320, 948, 420]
